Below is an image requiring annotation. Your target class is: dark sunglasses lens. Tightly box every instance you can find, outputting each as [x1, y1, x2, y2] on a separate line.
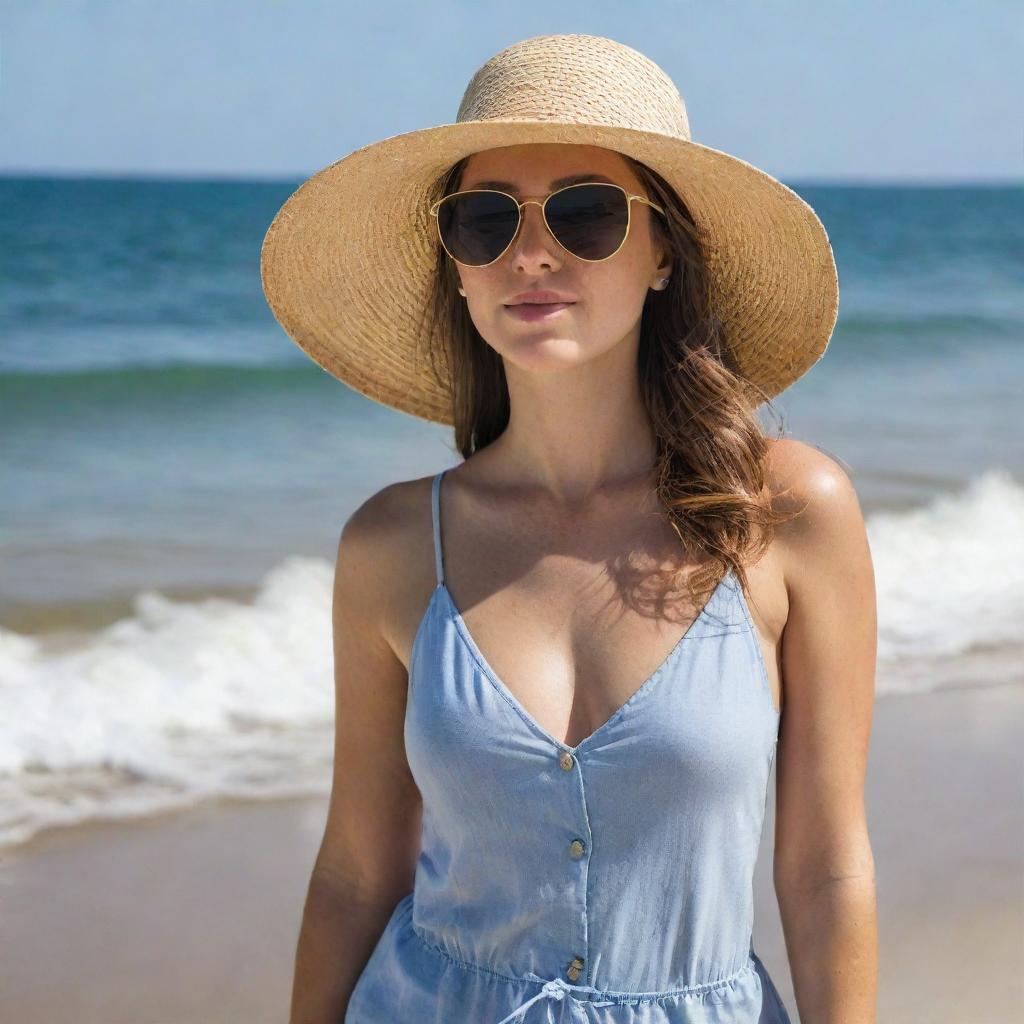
[436, 191, 519, 265]
[546, 184, 629, 260]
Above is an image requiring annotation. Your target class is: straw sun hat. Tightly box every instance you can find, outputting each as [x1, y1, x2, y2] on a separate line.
[260, 33, 839, 425]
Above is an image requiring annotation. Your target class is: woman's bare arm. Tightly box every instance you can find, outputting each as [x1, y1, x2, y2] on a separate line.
[289, 488, 423, 1024]
[770, 439, 878, 1024]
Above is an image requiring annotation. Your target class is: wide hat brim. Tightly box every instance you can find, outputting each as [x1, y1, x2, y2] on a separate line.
[260, 119, 839, 425]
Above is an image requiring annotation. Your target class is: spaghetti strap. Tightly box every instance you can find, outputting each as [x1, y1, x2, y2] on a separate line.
[430, 469, 447, 587]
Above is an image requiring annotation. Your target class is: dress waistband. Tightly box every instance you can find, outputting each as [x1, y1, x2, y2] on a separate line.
[492, 973, 617, 1024]
[409, 911, 761, 1020]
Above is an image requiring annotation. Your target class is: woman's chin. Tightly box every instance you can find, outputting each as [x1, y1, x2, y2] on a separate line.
[498, 335, 592, 371]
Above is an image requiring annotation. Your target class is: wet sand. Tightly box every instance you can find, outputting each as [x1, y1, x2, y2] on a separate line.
[1, 683, 1021, 1023]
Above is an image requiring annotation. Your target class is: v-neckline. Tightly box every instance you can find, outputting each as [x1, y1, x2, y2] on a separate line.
[434, 570, 734, 755]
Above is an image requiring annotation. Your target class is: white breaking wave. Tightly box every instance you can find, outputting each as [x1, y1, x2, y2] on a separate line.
[871, 468, 1024, 694]
[0, 556, 336, 850]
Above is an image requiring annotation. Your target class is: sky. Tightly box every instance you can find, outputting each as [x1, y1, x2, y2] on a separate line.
[0, 0, 1021, 184]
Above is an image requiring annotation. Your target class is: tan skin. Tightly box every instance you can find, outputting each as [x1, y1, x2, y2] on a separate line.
[291, 144, 877, 1024]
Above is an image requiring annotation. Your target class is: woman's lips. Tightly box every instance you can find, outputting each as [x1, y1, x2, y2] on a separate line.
[503, 302, 575, 321]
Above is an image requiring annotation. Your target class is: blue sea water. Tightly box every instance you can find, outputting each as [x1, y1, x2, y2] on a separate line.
[0, 174, 1021, 850]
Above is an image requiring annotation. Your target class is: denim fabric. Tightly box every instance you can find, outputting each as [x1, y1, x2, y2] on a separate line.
[345, 468, 790, 1023]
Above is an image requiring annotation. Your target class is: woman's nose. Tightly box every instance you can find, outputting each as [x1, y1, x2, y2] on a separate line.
[506, 201, 563, 267]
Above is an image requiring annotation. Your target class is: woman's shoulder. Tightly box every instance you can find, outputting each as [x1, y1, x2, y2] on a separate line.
[763, 432, 850, 477]
[763, 436, 860, 511]
[335, 473, 441, 663]
[762, 436, 871, 583]
[338, 472, 438, 582]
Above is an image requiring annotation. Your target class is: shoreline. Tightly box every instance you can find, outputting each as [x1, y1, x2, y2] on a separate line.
[1, 684, 1021, 1023]
[0, 581, 263, 645]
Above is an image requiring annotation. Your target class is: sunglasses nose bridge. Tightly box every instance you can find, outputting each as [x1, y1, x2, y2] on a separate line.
[508, 197, 559, 254]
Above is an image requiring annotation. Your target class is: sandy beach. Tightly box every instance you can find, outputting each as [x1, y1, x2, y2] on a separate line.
[1, 682, 1021, 1024]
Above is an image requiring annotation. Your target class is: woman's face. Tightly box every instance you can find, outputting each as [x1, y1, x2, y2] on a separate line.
[452, 143, 672, 374]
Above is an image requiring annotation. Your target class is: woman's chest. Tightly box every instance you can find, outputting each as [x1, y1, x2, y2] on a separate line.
[404, 575, 780, 811]
[405, 551, 782, 757]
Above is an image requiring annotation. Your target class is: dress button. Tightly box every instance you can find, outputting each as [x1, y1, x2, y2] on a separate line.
[569, 839, 585, 859]
[559, 751, 574, 771]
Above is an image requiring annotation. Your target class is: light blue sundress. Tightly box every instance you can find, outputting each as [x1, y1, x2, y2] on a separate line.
[345, 468, 791, 1023]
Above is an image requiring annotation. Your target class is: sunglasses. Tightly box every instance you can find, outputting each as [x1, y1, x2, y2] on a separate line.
[428, 182, 666, 267]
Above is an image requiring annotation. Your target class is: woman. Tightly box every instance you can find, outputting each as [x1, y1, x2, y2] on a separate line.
[264, 33, 878, 1024]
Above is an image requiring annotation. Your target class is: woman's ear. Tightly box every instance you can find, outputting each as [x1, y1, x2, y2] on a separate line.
[652, 260, 674, 290]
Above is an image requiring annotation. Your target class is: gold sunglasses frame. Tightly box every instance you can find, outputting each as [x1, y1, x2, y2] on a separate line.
[428, 181, 666, 267]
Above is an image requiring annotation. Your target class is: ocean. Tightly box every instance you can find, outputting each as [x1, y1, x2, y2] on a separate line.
[1, 175, 1021, 851]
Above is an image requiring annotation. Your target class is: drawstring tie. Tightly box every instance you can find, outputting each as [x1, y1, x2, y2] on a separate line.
[493, 973, 618, 1023]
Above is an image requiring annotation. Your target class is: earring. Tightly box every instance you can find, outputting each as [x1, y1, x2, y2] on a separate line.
[659, 277, 670, 288]
[457, 286, 466, 297]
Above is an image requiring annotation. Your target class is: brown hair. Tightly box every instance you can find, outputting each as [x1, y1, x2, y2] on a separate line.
[420, 153, 801, 607]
